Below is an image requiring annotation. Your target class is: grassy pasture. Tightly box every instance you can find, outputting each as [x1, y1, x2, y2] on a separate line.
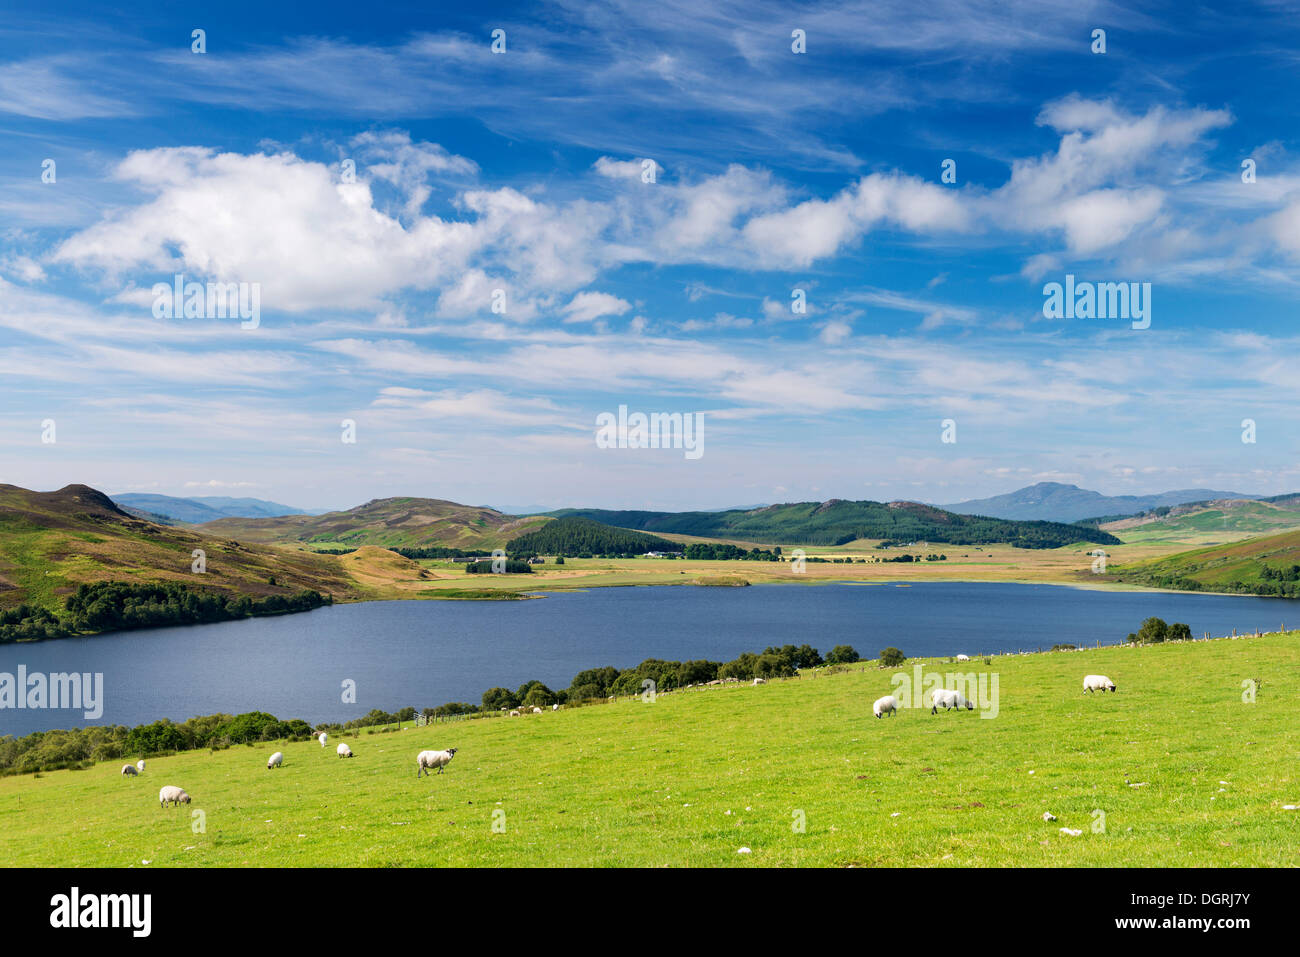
[1, 633, 1296, 867]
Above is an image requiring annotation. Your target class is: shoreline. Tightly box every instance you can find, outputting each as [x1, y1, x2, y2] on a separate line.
[4, 571, 1296, 646]
[3, 626, 1291, 765]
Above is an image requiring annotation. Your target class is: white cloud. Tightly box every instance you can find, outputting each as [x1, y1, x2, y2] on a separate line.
[562, 291, 632, 323]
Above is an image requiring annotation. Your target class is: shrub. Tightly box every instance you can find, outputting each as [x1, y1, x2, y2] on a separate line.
[825, 644, 860, 664]
[879, 647, 906, 668]
[1130, 617, 1170, 644]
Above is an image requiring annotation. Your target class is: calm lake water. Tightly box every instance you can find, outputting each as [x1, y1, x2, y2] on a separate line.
[2, 582, 1297, 735]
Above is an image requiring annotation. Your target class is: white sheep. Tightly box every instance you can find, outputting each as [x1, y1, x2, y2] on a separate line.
[531, 706, 543, 714]
[136, 759, 145, 772]
[158, 785, 190, 807]
[267, 751, 283, 769]
[337, 742, 353, 758]
[318, 732, 328, 748]
[930, 688, 974, 713]
[509, 710, 520, 717]
[416, 748, 458, 777]
[753, 677, 766, 685]
[1083, 674, 1117, 693]
[121, 763, 138, 776]
[872, 695, 899, 719]
[551, 703, 559, 711]
[955, 654, 970, 662]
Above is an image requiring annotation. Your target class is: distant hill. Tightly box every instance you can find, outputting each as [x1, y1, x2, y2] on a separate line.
[1100, 494, 1300, 544]
[1107, 527, 1300, 597]
[943, 482, 1257, 523]
[197, 496, 551, 551]
[0, 483, 367, 616]
[506, 516, 679, 557]
[112, 493, 311, 524]
[548, 499, 1118, 548]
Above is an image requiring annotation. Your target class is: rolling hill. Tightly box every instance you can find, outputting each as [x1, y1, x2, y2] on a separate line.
[197, 496, 551, 551]
[1106, 527, 1300, 597]
[0, 483, 368, 616]
[1100, 494, 1300, 544]
[942, 482, 1257, 523]
[547, 499, 1119, 548]
[111, 493, 311, 524]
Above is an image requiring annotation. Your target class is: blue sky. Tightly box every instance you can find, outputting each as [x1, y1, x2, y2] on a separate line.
[1, 0, 1297, 511]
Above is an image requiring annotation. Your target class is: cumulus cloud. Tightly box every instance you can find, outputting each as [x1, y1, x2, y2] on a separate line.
[743, 173, 970, 267]
[988, 97, 1233, 255]
[51, 148, 477, 312]
[562, 291, 632, 323]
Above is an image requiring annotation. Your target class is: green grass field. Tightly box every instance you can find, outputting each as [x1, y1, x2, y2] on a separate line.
[2, 633, 1297, 867]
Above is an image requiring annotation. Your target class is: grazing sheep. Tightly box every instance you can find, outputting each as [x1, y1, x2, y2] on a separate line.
[753, 677, 766, 686]
[531, 706, 543, 714]
[509, 710, 520, 717]
[318, 732, 328, 748]
[872, 695, 899, 719]
[955, 654, 970, 662]
[267, 751, 283, 769]
[1083, 674, 1117, 693]
[121, 763, 138, 776]
[551, 703, 559, 711]
[158, 785, 190, 807]
[416, 748, 458, 777]
[336, 743, 353, 758]
[136, 759, 145, 772]
[930, 688, 974, 713]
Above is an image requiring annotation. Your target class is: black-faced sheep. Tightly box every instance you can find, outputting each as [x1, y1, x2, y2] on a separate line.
[416, 748, 457, 777]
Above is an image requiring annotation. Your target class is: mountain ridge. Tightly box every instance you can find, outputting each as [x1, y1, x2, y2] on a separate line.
[943, 482, 1260, 523]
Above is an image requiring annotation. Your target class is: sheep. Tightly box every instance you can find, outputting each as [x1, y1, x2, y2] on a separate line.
[158, 785, 190, 807]
[416, 748, 458, 777]
[753, 677, 766, 685]
[136, 759, 145, 772]
[336, 743, 353, 758]
[531, 706, 543, 714]
[509, 710, 520, 717]
[1083, 674, 1117, 693]
[318, 732, 328, 748]
[955, 654, 970, 662]
[872, 695, 899, 719]
[930, 688, 974, 713]
[551, 703, 559, 711]
[121, 763, 138, 776]
[267, 751, 283, 769]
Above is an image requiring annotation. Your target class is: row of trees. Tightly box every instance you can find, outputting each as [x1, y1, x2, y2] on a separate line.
[0, 604, 68, 642]
[1260, 564, 1300, 582]
[1, 582, 333, 644]
[473, 643, 863, 711]
[0, 705, 439, 775]
[393, 546, 483, 559]
[465, 559, 533, 574]
[682, 543, 781, 561]
[0, 710, 324, 775]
